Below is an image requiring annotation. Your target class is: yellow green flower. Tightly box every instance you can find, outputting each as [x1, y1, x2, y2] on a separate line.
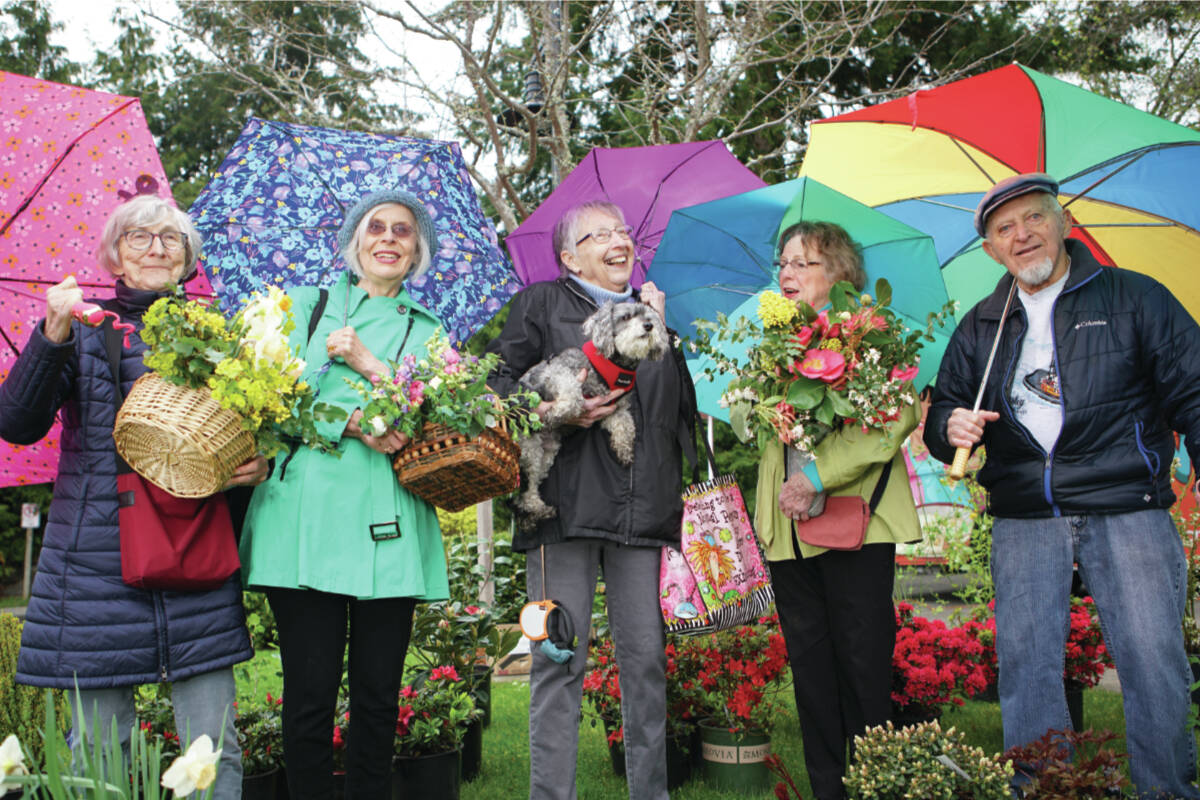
[757, 291, 797, 328]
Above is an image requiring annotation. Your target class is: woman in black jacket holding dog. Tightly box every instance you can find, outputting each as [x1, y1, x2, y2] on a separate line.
[487, 200, 696, 800]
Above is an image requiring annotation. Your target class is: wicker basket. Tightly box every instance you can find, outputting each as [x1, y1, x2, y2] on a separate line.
[113, 373, 256, 499]
[392, 423, 520, 512]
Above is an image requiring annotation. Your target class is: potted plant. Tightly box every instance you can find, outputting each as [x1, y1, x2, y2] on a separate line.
[687, 617, 790, 793]
[1062, 595, 1113, 731]
[1002, 728, 1129, 797]
[892, 603, 991, 726]
[392, 666, 477, 800]
[235, 693, 284, 800]
[842, 719, 1014, 799]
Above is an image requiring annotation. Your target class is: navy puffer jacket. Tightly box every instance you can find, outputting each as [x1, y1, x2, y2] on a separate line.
[925, 240, 1200, 518]
[0, 281, 252, 689]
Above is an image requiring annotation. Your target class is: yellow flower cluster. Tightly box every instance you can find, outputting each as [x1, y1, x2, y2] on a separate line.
[756, 290, 797, 328]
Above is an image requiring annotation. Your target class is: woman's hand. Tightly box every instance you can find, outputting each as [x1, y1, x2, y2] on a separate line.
[347, 408, 411, 455]
[640, 280, 666, 320]
[779, 471, 819, 522]
[535, 369, 622, 427]
[325, 326, 387, 380]
[45, 276, 83, 344]
[222, 455, 270, 489]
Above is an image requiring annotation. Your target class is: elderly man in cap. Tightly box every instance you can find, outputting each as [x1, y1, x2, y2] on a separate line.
[925, 173, 1200, 798]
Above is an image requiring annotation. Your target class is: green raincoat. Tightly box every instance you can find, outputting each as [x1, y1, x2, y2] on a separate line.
[755, 395, 922, 562]
[241, 273, 448, 600]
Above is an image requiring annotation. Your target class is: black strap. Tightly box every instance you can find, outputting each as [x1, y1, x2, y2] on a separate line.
[868, 458, 894, 514]
[307, 288, 328, 345]
[102, 319, 134, 476]
[692, 418, 719, 485]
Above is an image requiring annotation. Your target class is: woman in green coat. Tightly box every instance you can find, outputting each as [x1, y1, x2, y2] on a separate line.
[241, 189, 449, 800]
[756, 221, 921, 800]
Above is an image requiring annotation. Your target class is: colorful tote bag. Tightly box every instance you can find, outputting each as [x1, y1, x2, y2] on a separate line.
[659, 451, 774, 635]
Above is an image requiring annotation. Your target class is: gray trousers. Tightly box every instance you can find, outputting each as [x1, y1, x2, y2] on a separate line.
[527, 540, 668, 800]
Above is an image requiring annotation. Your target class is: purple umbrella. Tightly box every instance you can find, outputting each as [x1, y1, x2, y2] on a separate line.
[504, 141, 765, 287]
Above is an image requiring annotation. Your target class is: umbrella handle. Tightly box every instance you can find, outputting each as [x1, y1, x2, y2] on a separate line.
[72, 303, 134, 348]
[948, 447, 970, 481]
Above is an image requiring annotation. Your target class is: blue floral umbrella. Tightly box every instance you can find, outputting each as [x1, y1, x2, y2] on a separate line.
[189, 118, 520, 343]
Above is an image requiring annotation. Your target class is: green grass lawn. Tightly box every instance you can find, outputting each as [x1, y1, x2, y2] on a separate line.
[234, 649, 1137, 799]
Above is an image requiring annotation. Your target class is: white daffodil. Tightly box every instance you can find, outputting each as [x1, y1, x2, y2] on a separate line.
[161, 734, 219, 797]
[0, 734, 28, 793]
[367, 416, 388, 437]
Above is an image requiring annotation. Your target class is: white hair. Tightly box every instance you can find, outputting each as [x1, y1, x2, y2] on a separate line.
[97, 195, 202, 278]
[340, 202, 431, 281]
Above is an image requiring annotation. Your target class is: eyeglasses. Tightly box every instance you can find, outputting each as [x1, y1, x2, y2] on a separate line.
[576, 225, 634, 246]
[366, 220, 415, 239]
[122, 230, 186, 252]
[773, 257, 822, 271]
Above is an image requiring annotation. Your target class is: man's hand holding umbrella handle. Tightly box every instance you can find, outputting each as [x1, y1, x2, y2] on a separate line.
[947, 407, 1000, 479]
[45, 276, 83, 344]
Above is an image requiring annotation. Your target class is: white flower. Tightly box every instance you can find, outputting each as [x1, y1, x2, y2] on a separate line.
[1, 735, 28, 793]
[161, 735, 219, 797]
[367, 416, 388, 437]
[428, 376, 443, 390]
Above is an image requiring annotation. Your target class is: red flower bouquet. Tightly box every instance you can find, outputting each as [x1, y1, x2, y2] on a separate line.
[1064, 596, 1113, 688]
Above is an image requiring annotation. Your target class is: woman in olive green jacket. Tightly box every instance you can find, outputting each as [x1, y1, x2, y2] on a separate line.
[757, 220, 921, 800]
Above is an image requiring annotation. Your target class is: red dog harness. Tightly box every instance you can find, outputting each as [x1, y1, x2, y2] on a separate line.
[582, 341, 637, 392]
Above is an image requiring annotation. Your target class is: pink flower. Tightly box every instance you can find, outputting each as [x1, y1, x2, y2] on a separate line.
[796, 349, 845, 382]
[442, 348, 461, 365]
[465, 605, 481, 615]
[407, 380, 425, 405]
[890, 364, 919, 382]
[431, 665, 460, 682]
[792, 326, 814, 348]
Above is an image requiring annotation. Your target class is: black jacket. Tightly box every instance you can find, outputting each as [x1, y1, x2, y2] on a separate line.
[925, 240, 1200, 518]
[487, 278, 697, 551]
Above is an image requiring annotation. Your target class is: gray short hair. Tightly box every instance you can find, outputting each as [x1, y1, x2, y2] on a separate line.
[340, 202, 432, 282]
[98, 195, 202, 279]
[552, 201, 627, 274]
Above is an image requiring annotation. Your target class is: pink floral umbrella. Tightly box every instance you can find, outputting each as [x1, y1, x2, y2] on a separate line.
[0, 71, 215, 486]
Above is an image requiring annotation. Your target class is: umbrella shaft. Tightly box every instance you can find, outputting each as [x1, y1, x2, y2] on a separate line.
[971, 279, 1019, 413]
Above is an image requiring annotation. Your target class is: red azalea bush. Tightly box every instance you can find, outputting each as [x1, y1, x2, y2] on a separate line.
[1064, 596, 1113, 688]
[583, 615, 790, 740]
[892, 603, 991, 713]
[394, 665, 478, 757]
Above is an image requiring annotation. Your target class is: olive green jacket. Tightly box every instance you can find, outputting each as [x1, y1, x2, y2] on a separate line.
[755, 397, 922, 561]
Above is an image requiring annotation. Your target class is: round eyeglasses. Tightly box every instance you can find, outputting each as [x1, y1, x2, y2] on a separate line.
[122, 230, 186, 252]
[575, 225, 634, 246]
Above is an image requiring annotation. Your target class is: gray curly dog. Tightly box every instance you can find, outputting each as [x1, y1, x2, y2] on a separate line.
[515, 301, 670, 530]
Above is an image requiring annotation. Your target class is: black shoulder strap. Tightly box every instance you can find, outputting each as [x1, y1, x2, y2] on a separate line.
[307, 288, 329, 345]
[868, 458, 894, 514]
[102, 320, 133, 475]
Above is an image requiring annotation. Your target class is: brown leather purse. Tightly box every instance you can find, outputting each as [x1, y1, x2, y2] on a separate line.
[794, 460, 893, 551]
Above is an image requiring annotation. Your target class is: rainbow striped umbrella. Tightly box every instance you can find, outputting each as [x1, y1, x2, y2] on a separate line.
[799, 63, 1200, 324]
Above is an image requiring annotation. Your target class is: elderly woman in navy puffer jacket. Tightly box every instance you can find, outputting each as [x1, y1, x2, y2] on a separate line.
[0, 195, 265, 797]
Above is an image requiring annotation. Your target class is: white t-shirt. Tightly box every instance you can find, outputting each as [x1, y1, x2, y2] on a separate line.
[1009, 272, 1069, 453]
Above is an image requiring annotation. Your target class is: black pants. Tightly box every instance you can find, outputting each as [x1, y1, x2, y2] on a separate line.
[768, 542, 896, 800]
[266, 587, 417, 800]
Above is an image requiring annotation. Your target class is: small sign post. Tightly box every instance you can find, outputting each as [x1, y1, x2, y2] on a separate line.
[20, 503, 39, 600]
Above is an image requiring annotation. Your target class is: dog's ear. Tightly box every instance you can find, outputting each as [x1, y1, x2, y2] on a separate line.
[647, 309, 670, 360]
[584, 302, 616, 356]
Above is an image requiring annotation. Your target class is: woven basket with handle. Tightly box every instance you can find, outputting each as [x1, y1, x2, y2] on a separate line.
[392, 422, 520, 512]
[113, 373, 256, 498]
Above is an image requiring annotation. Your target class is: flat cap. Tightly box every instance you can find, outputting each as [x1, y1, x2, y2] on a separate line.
[974, 172, 1059, 236]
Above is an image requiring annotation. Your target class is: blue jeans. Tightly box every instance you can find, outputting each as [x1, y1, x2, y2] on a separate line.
[992, 510, 1199, 799]
[71, 668, 242, 798]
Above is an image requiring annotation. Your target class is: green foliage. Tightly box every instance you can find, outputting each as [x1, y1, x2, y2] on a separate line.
[140, 288, 344, 458]
[409, 599, 520, 692]
[235, 694, 284, 777]
[241, 591, 278, 651]
[0, 614, 69, 763]
[395, 670, 479, 757]
[0, 0, 79, 82]
[1002, 728, 1130, 799]
[438, 520, 526, 625]
[845, 719, 1013, 800]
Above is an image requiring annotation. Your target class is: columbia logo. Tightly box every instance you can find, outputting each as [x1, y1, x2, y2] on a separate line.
[1074, 320, 1107, 330]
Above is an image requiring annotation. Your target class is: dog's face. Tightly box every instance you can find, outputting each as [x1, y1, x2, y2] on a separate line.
[583, 301, 669, 365]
